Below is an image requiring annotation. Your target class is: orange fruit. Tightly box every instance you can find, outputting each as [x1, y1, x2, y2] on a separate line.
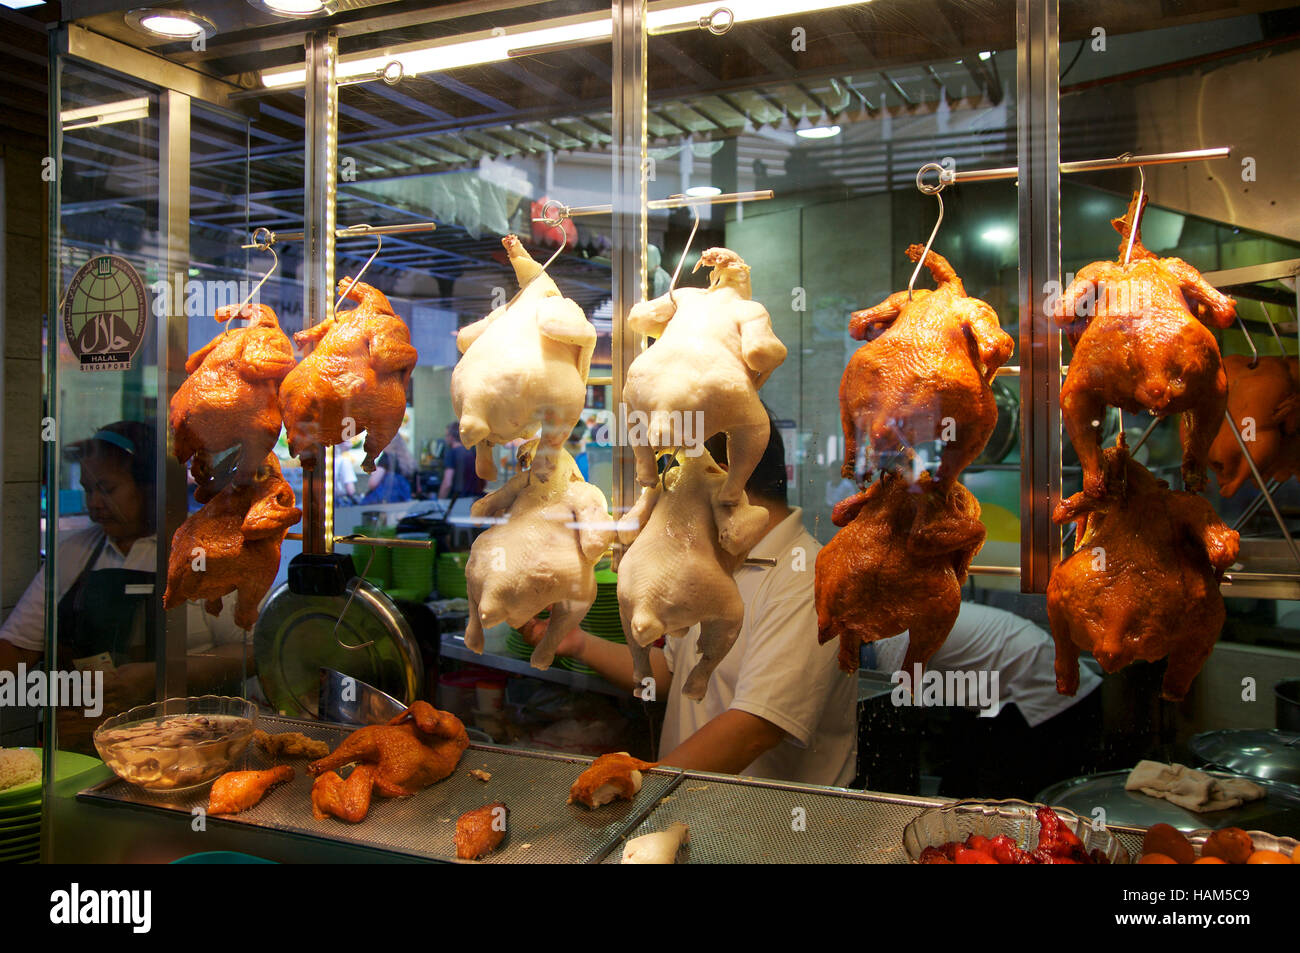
[1143, 824, 1196, 865]
[1193, 856, 1228, 864]
[1139, 853, 1178, 864]
[1246, 850, 1292, 864]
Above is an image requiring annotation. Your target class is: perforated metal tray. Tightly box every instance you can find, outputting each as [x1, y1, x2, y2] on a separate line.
[605, 773, 946, 864]
[78, 715, 680, 864]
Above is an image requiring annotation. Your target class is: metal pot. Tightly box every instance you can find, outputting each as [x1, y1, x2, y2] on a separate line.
[1278, 679, 1300, 732]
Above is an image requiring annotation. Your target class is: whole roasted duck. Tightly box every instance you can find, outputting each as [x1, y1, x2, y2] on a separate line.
[1207, 354, 1300, 497]
[1047, 439, 1239, 701]
[1055, 192, 1237, 496]
[163, 454, 301, 629]
[623, 248, 787, 505]
[464, 445, 614, 670]
[841, 244, 1013, 487]
[452, 235, 596, 483]
[815, 473, 986, 674]
[170, 303, 295, 487]
[615, 449, 769, 700]
[279, 279, 418, 471]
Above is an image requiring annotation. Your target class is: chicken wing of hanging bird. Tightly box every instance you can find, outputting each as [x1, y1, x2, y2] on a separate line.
[452, 235, 596, 484]
[1054, 192, 1237, 497]
[208, 765, 294, 815]
[463, 446, 615, 670]
[568, 752, 659, 808]
[1047, 439, 1239, 702]
[308, 702, 468, 798]
[615, 449, 769, 701]
[170, 303, 295, 491]
[279, 279, 418, 472]
[815, 472, 986, 675]
[841, 244, 1014, 489]
[622, 248, 787, 506]
[163, 454, 302, 630]
[1206, 354, 1300, 497]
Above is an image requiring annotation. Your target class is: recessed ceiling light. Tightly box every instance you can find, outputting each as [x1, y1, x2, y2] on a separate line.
[126, 8, 217, 40]
[685, 186, 722, 197]
[257, 0, 328, 18]
[978, 50, 993, 61]
[796, 124, 841, 140]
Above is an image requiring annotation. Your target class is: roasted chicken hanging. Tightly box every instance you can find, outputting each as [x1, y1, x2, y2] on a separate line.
[623, 248, 787, 505]
[279, 279, 418, 471]
[169, 303, 295, 487]
[163, 454, 301, 629]
[615, 449, 769, 700]
[452, 235, 596, 483]
[1207, 354, 1300, 497]
[1047, 439, 1240, 701]
[815, 473, 986, 674]
[841, 244, 1013, 487]
[1054, 193, 1237, 496]
[464, 445, 614, 670]
[308, 701, 468, 798]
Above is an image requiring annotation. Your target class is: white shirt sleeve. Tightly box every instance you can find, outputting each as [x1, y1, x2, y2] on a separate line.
[729, 594, 842, 748]
[0, 563, 48, 652]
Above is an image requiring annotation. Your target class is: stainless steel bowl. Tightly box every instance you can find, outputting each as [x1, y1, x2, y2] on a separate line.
[903, 798, 1130, 864]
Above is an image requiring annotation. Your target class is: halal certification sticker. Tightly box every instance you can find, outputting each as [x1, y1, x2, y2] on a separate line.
[62, 255, 148, 372]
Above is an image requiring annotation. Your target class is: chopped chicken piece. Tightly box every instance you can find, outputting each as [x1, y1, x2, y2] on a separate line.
[569, 752, 659, 808]
[622, 823, 690, 864]
[208, 765, 293, 815]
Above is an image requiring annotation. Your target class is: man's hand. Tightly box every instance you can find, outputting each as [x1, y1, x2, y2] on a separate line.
[518, 617, 585, 660]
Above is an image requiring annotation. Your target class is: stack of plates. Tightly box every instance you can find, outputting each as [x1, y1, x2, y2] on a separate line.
[349, 524, 394, 588]
[581, 567, 625, 644]
[0, 749, 101, 863]
[436, 552, 469, 599]
[388, 543, 434, 602]
[504, 628, 534, 660]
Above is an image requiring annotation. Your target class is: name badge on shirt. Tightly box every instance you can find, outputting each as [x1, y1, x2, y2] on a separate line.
[72, 651, 116, 673]
[124, 583, 154, 596]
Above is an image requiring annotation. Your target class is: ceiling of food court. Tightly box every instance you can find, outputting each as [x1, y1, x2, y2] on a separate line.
[56, 0, 1300, 317]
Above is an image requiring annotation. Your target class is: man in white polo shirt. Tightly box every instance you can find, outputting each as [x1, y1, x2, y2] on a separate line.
[522, 415, 858, 788]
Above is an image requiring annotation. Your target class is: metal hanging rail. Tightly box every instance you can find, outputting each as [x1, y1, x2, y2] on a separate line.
[256, 221, 439, 245]
[534, 189, 774, 226]
[933, 147, 1231, 185]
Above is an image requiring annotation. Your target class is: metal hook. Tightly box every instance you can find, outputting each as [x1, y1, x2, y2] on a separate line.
[526, 203, 570, 282]
[231, 227, 279, 332]
[1261, 300, 1288, 355]
[1122, 156, 1146, 266]
[907, 162, 947, 301]
[336, 227, 383, 310]
[332, 546, 379, 652]
[667, 196, 702, 313]
[1237, 313, 1260, 368]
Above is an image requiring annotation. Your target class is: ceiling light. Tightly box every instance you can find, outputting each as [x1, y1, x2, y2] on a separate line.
[61, 96, 151, 130]
[261, 0, 874, 88]
[1, 1, 46, 10]
[981, 225, 1013, 245]
[796, 124, 841, 140]
[126, 8, 217, 40]
[685, 185, 722, 197]
[978, 50, 993, 61]
[258, 0, 328, 17]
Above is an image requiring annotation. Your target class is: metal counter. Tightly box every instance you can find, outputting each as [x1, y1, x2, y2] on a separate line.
[71, 714, 1147, 863]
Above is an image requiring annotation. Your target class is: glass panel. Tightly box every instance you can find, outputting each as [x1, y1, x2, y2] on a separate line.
[1055, 2, 1300, 785]
[49, 60, 161, 753]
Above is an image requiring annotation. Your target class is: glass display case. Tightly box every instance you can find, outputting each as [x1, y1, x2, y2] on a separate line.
[33, 0, 1300, 862]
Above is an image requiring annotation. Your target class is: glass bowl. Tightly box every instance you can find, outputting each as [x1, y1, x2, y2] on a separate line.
[93, 696, 257, 793]
[903, 798, 1131, 864]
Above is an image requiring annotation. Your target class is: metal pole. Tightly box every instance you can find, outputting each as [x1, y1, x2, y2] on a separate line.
[157, 89, 191, 702]
[611, 0, 647, 522]
[302, 31, 337, 555]
[941, 147, 1231, 184]
[1017, 0, 1061, 594]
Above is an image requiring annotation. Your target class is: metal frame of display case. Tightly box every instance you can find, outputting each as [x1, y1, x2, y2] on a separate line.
[42, 0, 1300, 763]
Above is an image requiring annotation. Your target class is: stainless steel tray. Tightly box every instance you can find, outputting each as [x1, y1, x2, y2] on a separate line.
[603, 773, 948, 864]
[78, 715, 681, 864]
